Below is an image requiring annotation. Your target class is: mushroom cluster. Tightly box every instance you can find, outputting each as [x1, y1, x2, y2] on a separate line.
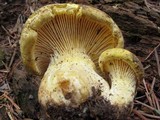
[20, 3, 144, 119]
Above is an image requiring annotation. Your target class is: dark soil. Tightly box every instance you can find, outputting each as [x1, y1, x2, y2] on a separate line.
[46, 88, 132, 120]
[0, 0, 160, 120]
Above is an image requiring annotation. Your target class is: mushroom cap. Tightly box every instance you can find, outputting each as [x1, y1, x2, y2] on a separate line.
[20, 3, 124, 75]
[99, 48, 144, 85]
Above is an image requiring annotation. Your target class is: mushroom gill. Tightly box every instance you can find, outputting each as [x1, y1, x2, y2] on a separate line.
[20, 3, 124, 108]
[20, 3, 144, 119]
[20, 3, 124, 75]
[101, 59, 136, 105]
[99, 48, 144, 111]
[34, 12, 122, 75]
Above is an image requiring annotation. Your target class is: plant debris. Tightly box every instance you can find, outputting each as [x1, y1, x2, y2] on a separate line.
[0, 0, 160, 119]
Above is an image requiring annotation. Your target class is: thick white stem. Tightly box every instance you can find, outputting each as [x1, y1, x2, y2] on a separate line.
[107, 75, 136, 106]
[38, 51, 109, 107]
[105, 60, 136, 107]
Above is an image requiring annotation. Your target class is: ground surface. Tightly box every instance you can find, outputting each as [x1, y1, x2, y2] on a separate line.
[0, 0, 160, 120]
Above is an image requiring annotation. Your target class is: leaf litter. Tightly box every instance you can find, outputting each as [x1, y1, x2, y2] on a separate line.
[0, 0, 160, 119]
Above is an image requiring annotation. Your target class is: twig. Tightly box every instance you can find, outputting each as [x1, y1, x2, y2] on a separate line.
[145, 92, 153, 107]
[30, 6, 35, 13]
[135, 100, 155, 111]
[9, 49, 17, 68]
[145, 43, 160, 61]
[155, 48, 160, 77]
[1, 25, 15, 39]
[144, 65, 151, 70]
[153, 92, 160, 111]
[2, 61, 10, 72]
[3, 93, 20, 110]
[150, 77, 156, 108]
[7, 59, 21, 81]
[143, 79, 149, 93]
[143, 79, 153, 107]
[151, 78, 160, 110]
[135, 95, 146, 100]
[0, 70, 9, 73]
[151, 91, 156, 109]
[151, 77, 156, 92]
[132, 109, 148, 120]
[0, 94, 4, 99]
[139, 110, 160, 119]
[7, 37, 12, 47]
[7, 111, 15, 120]
[12, 40, 19, 48]
[12, 15, 23, 34]
[0, 104, 8, 109]
[139, 79, 160, 114]
[135, 100, 160, 115]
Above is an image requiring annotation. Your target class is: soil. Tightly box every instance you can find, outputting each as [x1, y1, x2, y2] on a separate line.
[0, 0, 160, 120]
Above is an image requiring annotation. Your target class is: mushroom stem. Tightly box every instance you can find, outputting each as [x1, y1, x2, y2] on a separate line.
[105, 60, 136, 107]
[38, 50, 109, 107]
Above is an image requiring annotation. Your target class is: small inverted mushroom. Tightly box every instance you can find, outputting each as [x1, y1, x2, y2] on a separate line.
[20, 3, 143, 119]
[99, 48, 144, 118]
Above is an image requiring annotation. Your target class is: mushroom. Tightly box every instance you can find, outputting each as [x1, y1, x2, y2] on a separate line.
[99, 48, 144, 118]
[20, 3, 143, 119]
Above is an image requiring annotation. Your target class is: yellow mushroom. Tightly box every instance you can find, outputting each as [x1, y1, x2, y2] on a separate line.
[99, 48, 144, 117]
[20, 3, 123, 107]
[20, 3, 143, 119]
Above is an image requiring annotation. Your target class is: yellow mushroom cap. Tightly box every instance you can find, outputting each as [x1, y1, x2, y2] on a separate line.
[99, 48, 144, 85]
[20, 3, 124, 75]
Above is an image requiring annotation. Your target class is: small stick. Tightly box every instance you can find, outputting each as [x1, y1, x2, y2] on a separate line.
[145, 43, 160, 61]
[1, 25, 15, 39]
[0, 104, 8, 109]
[143, 79, 149, 94]
[154, 48, 160, 77]
[3, 93, 20, 110]
[151, 78, 156, 108]
[2, 61, 9, 72]
[139, 110, 160, 119]
[0, 105, 2, 109]
[151, 92, 156, 109]
[7, 37, 12, 47]
[153, 92, 160, 110]
[135, 100, 155, 111]
[9, 49, 17, 68]
[12, 40, 19, 48]
[0, 70, 9, 73]
[132, 109, 148, 120]
[143, 79, 153, 107]
[145, 92, 153, 107]
[135, 100, 160, 115]
[135, 95, 146, 100]
[151, 77, 156, 92]
[7, 111, 15, 120]
[144, 65, 151, 70]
